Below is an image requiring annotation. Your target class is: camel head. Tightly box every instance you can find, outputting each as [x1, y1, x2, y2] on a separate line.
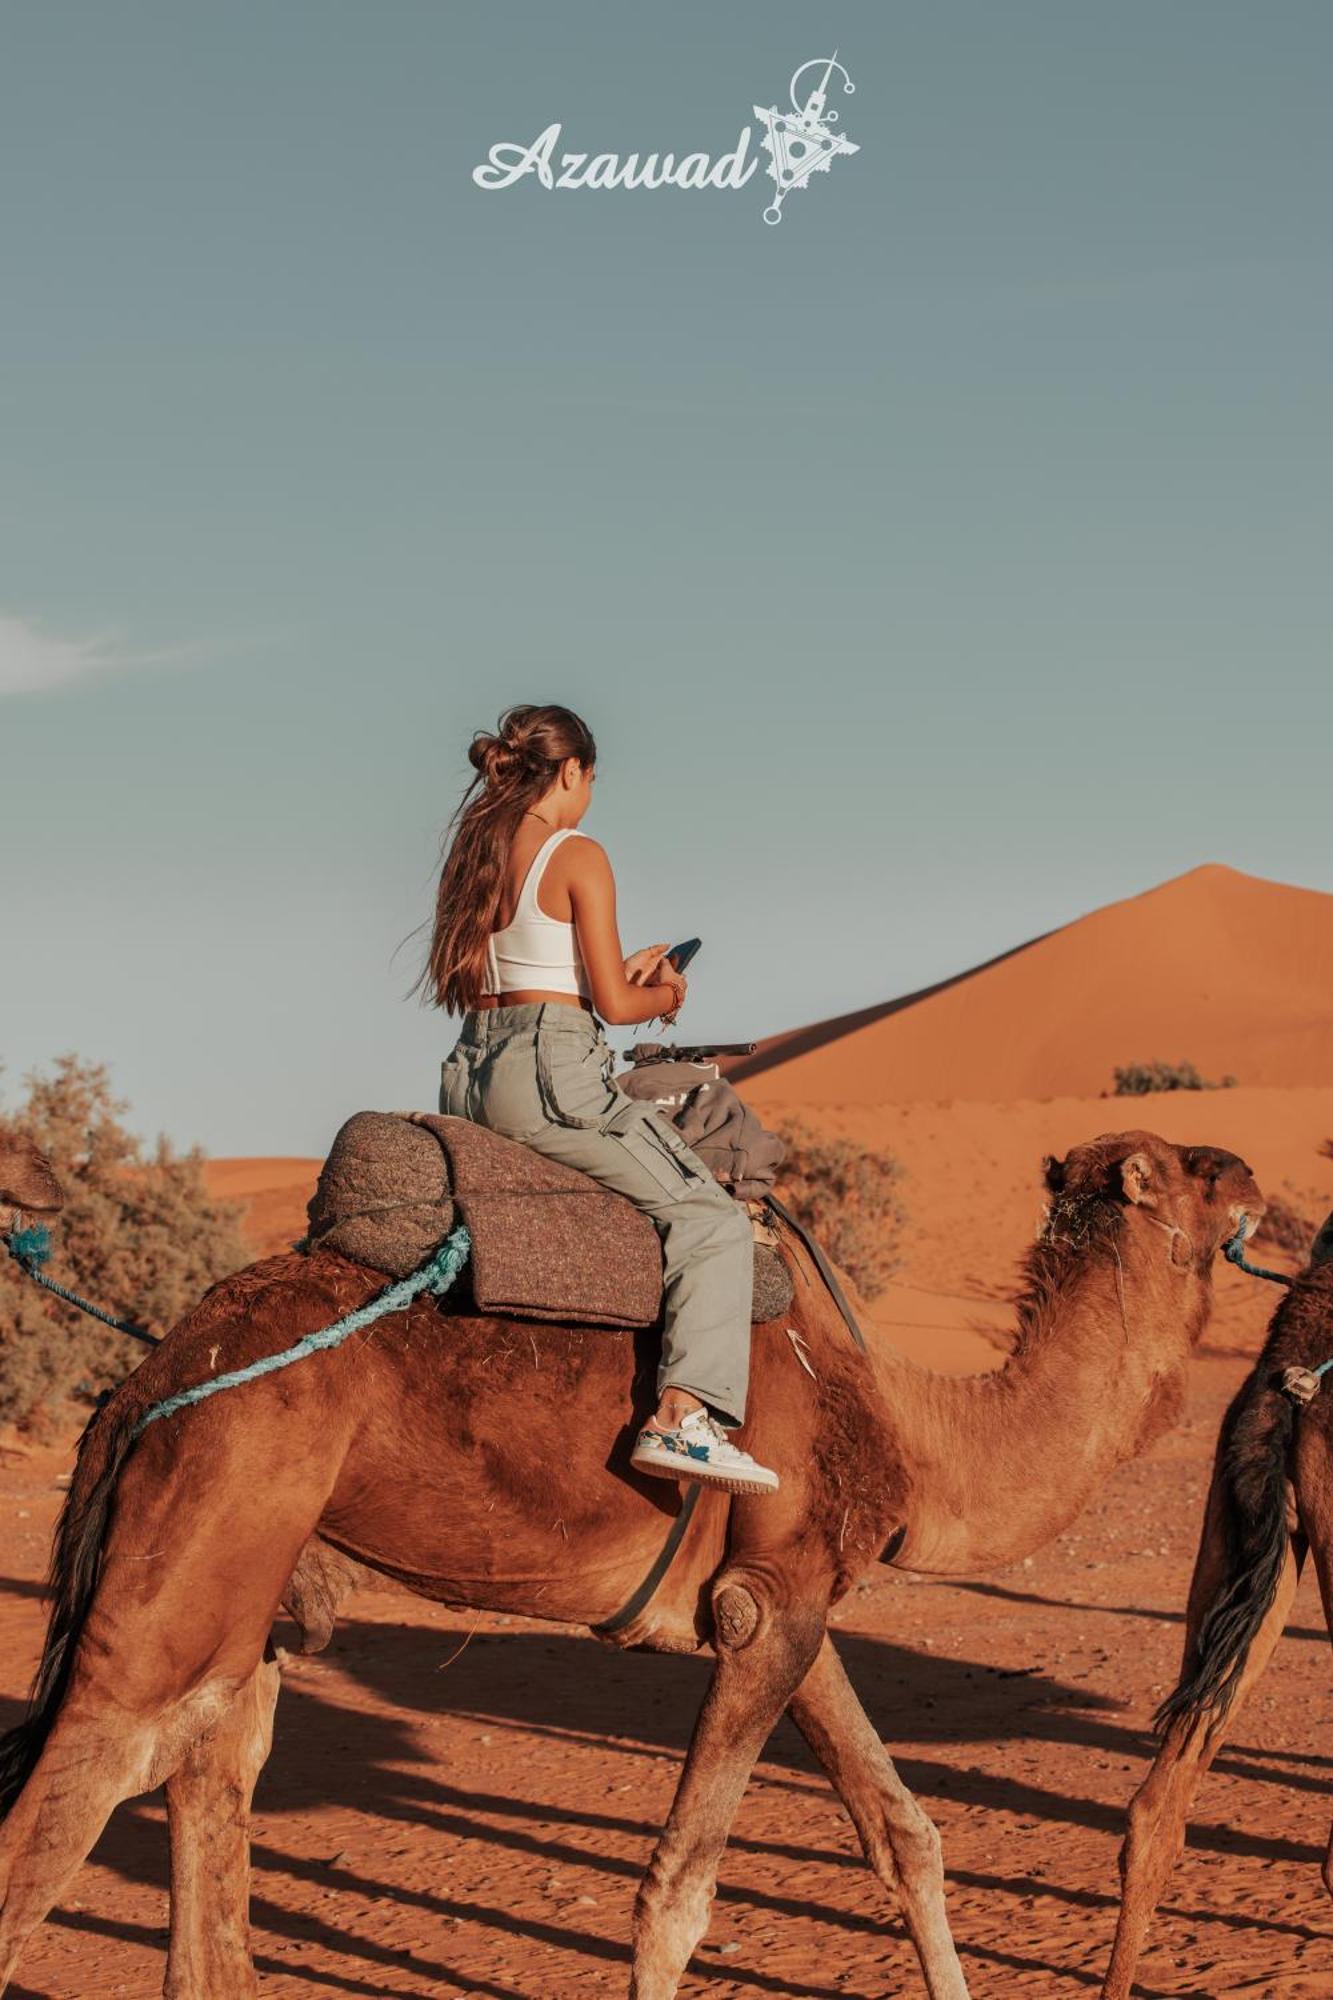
[1043, 1130, 1265, 1285]
[0, 1134, 65, 1233]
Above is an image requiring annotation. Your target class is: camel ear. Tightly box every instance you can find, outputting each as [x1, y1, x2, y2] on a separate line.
[1120, 1152, 1158, 1208]
[1043, 1154, 1066, 1195]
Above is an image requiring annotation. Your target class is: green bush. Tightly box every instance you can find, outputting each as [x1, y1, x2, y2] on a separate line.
[1112, 1060, 1237, 1097]
[0, 1056, 247, 1431]
[772, 1121, 906, 1301]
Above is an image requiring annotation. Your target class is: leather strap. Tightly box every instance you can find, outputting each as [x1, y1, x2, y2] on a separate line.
[594, 1197, 866, 1639]
[763, 1193, 868, 1352]
[592, 1482, 702, 1637]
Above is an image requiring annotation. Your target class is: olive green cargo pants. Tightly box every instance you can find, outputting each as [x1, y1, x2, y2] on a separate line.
[439, 1004, 754, 1426]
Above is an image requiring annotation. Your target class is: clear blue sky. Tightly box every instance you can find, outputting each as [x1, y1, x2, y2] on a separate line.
[2, 1, 1330, 1154]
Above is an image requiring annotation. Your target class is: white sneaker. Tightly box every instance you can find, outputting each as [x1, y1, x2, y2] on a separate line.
[630, 1409, 780, 1496]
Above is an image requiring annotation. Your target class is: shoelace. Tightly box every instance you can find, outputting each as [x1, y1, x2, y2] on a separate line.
[685, 1412, 736, 1452]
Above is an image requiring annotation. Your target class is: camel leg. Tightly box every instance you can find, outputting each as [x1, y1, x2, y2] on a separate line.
[0, 1693, 168, 1989]
[788, 1634, 969, 2000]
[1295, 1458, 1333, 1901]
[0, 1644, 268, 1995]
[164, 1655, 282, 2000]
[0, 1409, 338, 1993]
[630, 1573, 827, 2000]
[1102, 1482, 1302, 2000]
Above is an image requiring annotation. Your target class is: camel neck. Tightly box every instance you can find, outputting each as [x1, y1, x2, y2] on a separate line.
[875, 1230, 1209, 1576]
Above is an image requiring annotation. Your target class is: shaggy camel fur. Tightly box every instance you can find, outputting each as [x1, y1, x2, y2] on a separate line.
[0, 1131, 1263, 2000]
[1102, 1217, 1333, 1998]
[0, 1136, 64, 1221]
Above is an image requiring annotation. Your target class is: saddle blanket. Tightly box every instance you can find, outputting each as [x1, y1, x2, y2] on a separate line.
[304, 1110, 794, 1329]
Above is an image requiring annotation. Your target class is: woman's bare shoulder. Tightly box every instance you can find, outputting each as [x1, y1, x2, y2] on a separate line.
[562, 832, 611, 874]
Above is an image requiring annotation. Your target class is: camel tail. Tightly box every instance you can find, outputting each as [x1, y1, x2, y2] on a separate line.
[1155, 1374, 1294, 1734]
[0, 1396, 143, 1818]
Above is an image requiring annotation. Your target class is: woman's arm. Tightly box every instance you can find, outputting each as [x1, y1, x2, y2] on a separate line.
[567, 839, 685, 1027]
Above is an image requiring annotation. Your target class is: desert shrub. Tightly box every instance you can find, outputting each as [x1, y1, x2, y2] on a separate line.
[1255, 1194, 1316, 1259]
[1112, 1060, 1237, 1097]
[772, 1121, 906, 1301]
[0, 1056, 247, 1431]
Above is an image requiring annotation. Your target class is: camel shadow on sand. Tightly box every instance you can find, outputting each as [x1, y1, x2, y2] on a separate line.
[3, 1603, 1328, 1999]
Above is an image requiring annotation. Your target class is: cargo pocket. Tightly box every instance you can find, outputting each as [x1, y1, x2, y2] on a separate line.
[538, 1037, 617, 1130]
[603, 1099, 708, 1199]
[438, 1050, 474, 1119]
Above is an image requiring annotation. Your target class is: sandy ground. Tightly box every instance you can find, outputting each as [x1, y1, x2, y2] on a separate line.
[3, 1081, 1333, 1997]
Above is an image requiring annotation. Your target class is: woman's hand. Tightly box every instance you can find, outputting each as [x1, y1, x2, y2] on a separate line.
[624, 944, 671, 985]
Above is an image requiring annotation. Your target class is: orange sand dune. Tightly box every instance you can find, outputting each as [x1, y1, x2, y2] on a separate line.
[729, 864, 1333, 1105]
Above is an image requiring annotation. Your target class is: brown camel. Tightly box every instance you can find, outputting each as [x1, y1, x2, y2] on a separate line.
[0, 1129, 1263, 2000]
[1102, 1214, 1333, 1998]
[0, 1135, 64, 1223]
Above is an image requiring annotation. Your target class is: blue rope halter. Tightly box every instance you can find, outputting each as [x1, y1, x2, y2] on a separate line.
[1222, 1216, 1293, 1290]
[4, 1223, 158, 1345]
[1221, 1214, 1333, 1401]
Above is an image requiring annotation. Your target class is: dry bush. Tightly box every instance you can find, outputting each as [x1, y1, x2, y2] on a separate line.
[772, 1121, 906, 1301]
[1254, 1194, 1316, 1260]
[1112, 1060, 1237, 1096]
[0, 1057, 247, 1431]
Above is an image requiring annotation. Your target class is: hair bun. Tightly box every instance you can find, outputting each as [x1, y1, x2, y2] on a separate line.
[469, 732, 522, 786]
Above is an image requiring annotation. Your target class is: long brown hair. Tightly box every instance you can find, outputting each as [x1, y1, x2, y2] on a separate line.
[417, 703, 597, 1014]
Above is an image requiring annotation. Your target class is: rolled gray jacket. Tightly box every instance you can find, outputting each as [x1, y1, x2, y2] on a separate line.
[614, 1060, 786, 1200]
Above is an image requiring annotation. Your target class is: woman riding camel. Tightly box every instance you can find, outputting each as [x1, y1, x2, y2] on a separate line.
[422, 702, 778, 1496]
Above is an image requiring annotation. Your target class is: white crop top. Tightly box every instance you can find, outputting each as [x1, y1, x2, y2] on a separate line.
[485, 828, 592, 998]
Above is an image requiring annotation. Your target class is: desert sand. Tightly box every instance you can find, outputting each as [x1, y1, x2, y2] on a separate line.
[4, 865, 1333, 1995]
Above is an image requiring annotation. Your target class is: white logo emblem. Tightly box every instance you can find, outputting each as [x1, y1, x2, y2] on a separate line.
[753, 55, 858, 225]
[471, 56, 860, 227]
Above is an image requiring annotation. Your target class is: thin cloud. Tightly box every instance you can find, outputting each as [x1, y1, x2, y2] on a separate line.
[0, 611, 189, 697]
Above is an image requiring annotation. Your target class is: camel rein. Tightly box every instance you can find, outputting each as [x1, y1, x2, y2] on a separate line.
[1223, 1216, 1293, 1290]
[4, 1223, 158, 1346]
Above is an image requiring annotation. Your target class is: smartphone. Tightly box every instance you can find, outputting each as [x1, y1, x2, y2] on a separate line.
[665, 937, 702, 975]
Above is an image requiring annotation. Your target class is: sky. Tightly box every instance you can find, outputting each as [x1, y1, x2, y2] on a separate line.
[1, 1, 1330, 1156]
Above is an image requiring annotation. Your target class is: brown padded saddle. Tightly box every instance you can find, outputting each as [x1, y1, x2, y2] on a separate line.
[304, 1111, 794, 1328]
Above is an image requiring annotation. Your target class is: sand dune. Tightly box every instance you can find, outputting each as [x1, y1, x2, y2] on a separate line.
[728, 863, 1333, 1104]
[205, 1155, 320, 1258]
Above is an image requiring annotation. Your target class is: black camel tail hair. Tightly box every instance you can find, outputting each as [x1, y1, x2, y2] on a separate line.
[0, 1396, 144, 1818]
[1155, 1370, 1294, 1734]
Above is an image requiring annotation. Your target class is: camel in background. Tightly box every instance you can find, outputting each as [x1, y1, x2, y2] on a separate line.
[0, 1130, 1263, 1999]
[1102, 1216, 1333, 1998]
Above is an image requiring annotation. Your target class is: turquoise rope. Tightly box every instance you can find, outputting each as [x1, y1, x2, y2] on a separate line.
[5, 1222, 157, 1346]
[1223, 1216, 1333, 1393]
[131, 1225, 472, 1440]
[1223, 1218, 1293, 1290]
